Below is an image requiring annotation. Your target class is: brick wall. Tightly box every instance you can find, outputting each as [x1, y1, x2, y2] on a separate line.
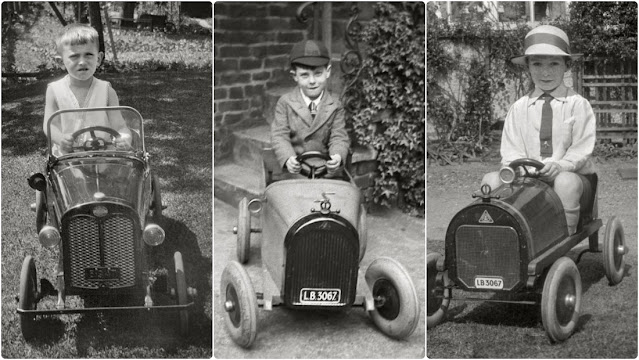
[214, 2, 308, 132]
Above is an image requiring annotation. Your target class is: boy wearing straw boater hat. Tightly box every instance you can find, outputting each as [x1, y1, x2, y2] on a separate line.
[482, 25, 596, 235]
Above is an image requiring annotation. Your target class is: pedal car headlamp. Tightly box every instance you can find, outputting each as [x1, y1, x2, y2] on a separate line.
[28, 173, 47, 191]
[39, 225, 61, 248]
[143, 224, 165, 246]
[499, 166, 516, 184]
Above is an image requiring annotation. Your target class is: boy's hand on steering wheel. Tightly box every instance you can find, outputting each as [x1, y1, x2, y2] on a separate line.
[114, 133, 132, 150]
[326, 154, 342, 175]
[60, 134, 74, 153]
[539, 161, 562, 181]
[286, 156, 301, 174]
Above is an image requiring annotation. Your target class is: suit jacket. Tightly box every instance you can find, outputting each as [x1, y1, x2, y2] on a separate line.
[271, 87, 350, 168]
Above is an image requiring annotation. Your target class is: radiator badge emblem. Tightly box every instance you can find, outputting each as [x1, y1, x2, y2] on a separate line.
[311, 192, 340, 215]
[478, 210, 494, 224]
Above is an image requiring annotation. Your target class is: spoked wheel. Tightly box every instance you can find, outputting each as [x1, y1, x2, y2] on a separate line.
[174, 251, 189, 336]
[365, 257, 420, 339]
[235, 198, 251, 264]
[19, 256, 39, 340]
[603, 216, 627, 285]
[541, 256, 582, 342]
[427, 253, 449, 329]
[221, 261, 258, 348]
[35, 191, 47, 233]
[152, 175, 163, 218]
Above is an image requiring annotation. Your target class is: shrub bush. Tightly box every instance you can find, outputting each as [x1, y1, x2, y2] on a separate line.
[350, 2, 425, 212]
[563, 2, 637, 62]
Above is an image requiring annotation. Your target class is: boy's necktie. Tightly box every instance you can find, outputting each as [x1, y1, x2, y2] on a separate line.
[540, 93, 553, 158]
[309, 102, 317, 120]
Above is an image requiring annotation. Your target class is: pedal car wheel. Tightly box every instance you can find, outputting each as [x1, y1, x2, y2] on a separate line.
[19, 256, 38, 340]
[35, 191, 46, 233]
[603, 216, 626, 285]
[174, 251, 189, 336]
[236, 198, 251, 264]
[541, 256, 581, 342]
[221, 261, 258, 348]
[152, 175, 163, 218]
[427, 253, 449, 329]
[365, 257, 420, 339]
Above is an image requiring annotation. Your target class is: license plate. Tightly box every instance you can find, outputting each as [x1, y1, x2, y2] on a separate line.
[474, 277, 503, 289]
[85, 267, 121, 281]
[299, 288, 341, 305]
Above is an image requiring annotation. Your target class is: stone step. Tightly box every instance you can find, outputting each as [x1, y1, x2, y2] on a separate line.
[214, 162, 263, 207]
[232, 124, 271, 170]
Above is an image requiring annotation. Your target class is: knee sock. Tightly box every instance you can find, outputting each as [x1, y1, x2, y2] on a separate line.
[564, 206, 580, 235]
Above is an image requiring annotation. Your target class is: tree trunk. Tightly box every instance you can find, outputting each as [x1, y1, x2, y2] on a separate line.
[88, 3, 105, 63]
[48, 2, 67, 26]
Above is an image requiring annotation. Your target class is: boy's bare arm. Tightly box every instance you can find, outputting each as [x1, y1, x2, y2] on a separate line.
[43, 86, 71, 147]
[43, 86, 58, 137]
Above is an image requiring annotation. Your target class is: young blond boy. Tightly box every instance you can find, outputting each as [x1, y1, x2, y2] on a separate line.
[482, 25, 597, 235]
[271, 40, 350, 177]
[44, 23, 130, 155]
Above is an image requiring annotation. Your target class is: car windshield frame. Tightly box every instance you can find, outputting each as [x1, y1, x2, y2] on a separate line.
[46, 106, 146, 160]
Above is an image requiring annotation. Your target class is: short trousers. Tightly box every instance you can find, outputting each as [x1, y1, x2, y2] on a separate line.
[578, 173, 596, 210]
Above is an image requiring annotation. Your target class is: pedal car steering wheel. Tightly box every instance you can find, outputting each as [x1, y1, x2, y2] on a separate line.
[297, 151, 332, 179]
[509, 158, 545, 178]
[70, 126, 121, 152]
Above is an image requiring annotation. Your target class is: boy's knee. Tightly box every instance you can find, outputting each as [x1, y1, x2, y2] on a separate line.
[553, 172, 583, 205]
[554, 172, 583, 194]
[481, 171, 502, 190]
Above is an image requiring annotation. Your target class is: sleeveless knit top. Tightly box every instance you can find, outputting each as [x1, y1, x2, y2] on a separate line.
[48, 75, 114, 134]
[48, 76, 116, 154]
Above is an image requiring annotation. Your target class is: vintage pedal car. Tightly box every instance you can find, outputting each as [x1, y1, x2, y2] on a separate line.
[19, 106, 195, 339]
[220, 151, 421, 348]
[427, 158, 627, 342]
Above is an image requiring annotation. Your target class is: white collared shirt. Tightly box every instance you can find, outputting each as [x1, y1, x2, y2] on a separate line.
[300, 88, 323, 110]
[500, 83, 597, 174]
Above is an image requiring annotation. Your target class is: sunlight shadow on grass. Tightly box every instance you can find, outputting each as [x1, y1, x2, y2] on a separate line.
[24, 317, 66, 345]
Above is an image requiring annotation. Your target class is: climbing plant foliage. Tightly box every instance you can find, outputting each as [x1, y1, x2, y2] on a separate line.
[427, 3, 530, 154]
[427, 1, 638, 161]
[351, 2, 425, 211]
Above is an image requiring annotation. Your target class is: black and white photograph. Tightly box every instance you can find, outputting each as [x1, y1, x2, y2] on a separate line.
[1, 1, 212, 357]
[427, 1, 637, 358]
[213, 1, 425, 358]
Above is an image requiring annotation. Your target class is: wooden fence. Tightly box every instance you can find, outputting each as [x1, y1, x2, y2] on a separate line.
[573, 58, 638, 147]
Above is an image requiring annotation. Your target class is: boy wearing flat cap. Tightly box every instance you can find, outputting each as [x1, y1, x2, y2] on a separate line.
[482, 25, 596, 235]
[271, 39, 350, 177]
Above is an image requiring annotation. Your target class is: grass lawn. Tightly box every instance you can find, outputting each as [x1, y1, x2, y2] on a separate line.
[1, 71, 212, 358]
[427, 161, 638, 358]
[3, 4, 212, 74]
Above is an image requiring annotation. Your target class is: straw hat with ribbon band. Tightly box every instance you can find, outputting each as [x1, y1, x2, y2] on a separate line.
[511, 25, 582, 65]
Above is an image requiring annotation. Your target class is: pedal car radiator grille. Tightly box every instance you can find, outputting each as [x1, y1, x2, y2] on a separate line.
[284, 216, 359, 308]
[64, 213, 136, 290]
[455, 225, 520, 290]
